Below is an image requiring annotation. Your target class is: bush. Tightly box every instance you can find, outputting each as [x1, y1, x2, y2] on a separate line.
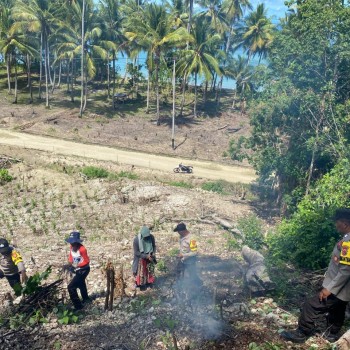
[267, 158, 350, 269]
[201, 180, 225, 194]
[81, 166, 109, 179]
[237, 214, 265, 250]
[0, 169, 13, 185]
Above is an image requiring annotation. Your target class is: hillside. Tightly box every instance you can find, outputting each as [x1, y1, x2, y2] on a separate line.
[0, 145, 332, 350]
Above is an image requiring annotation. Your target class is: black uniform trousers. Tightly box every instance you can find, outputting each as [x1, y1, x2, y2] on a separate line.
[68, 267, 90, 309]
[298, 294, 347, 335]
[6, 273, 21, 289]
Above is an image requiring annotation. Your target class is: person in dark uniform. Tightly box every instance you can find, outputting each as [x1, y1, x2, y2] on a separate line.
[281, 208, 350, 343]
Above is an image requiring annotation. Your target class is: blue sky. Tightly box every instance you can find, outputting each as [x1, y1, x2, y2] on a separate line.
[250, 0, 289, 23]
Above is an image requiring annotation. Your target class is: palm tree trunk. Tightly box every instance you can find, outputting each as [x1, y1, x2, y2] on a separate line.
[179, 77, 186, 116]
[194, 72, 198, 117]
[79, 0, 86, 117]
[44, 35, 50, 107]
[27, 54, 33, 103]
[112, 52, 116, 98]
[107, 54, 111, 98]
[14, 56, 18, 104]
[6, 54, 12, 95]
[67, 59, 70, 91]
[146, 69, 150, 113]
[57, 60, 62, 88]
[47, 44, 53, 87]
[39, 32, 43, 99]
[71, 59, 75, 103]
[156, 59, 160, 125]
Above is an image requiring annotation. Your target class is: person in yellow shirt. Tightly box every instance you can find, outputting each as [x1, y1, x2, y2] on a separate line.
[0, 238, 28, 290]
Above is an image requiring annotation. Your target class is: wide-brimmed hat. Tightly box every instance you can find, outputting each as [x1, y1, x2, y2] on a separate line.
[0, 238, 11, 254]
[173, 222, 188, 232]
[65, 231, 83, 244]
[334, 208, 350, 222]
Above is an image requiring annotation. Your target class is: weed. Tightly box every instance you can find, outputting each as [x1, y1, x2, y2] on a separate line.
[168, 248, 179, 257]
[156, 259, 167, 272]
[167, 181, 193, 189]
[0, 169, 13, 185]
[81, 166, 109, 179]
[237, 214, 265, 250]
[117, 170, 138, 180]
[201, 180, 225, 194]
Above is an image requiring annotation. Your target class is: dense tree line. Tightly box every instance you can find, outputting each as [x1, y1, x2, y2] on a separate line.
[0, 0, 273, 118]
[230, 0, 350, 269]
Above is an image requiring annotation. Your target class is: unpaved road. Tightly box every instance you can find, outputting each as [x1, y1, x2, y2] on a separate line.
[0, 129, 256, 183]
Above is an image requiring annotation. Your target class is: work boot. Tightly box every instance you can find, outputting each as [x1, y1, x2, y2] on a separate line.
[280, 328, 309, 343]
[324, 331, 341, 343]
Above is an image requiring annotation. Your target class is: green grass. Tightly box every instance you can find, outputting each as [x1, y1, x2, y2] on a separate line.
[81, 166, 109, 179]
[201, 180, 225, 194]
[167, 181, 193, 189]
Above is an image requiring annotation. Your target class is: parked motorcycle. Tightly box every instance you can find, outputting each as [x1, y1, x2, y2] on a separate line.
[173, 163, 193, 173]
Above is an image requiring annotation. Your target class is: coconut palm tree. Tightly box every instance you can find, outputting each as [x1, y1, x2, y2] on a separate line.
[0, 6, 38, 103]
[56, 0, 116, 115]
[236, 3, 275, 63]
[176, 16, 222, 117]
[99, 0, 125, 98]
[12, 0, 56, 107]
[225, 54, 253, 110]
[125, 3, 191, 124]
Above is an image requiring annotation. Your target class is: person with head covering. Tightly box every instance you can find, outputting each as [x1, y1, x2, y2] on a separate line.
[0, 238, 27, 290]
[132, 226, 156, 290]
[281, 208, 350, 343]
[65, 231, 90, 310]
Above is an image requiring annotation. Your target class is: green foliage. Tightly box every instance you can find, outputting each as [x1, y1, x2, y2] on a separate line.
[168, 248, 179, 257]
[248, 342, 283, 350]
[14, 266, 52, 296]
[0, 169, 13, 185]
[81, 166, 109, 179]
[237, 214, 265, 250]
[167, 181, 193, 189]
[201, 180, 225, 194]
[267, 159, 350, 269]
[223, 232, 240, 251]
[117, 170, 138, 179]
[156, 259, 167, 272]
[53, 306, 79, 325]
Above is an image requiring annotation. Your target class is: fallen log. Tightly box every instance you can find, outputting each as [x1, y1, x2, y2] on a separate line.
[335, 330, 350, 350]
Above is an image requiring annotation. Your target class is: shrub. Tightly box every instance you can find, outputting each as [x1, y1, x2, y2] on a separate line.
[237, 214, 265, 250]
[81, 166, 109, 179]
[201, 180, 225, 194]
[267, 158, 350, 269]
[0, 169, 13, 185]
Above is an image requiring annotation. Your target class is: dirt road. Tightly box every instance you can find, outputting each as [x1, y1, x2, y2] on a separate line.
[0, 129, 256, 183]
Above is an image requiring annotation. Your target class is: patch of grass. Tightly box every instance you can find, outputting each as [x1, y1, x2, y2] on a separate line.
[201, 180, 225, 194]
[168, 248, 179, 257]
[117, 170, 138, 179]
[167, 181, 193, 189]
[237, 213, 265, 250]
[0, 169, 13, 185]
[81, 166, 109, 179]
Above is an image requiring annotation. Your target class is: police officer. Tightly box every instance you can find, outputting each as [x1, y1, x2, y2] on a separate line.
[281, 208, 350, 343]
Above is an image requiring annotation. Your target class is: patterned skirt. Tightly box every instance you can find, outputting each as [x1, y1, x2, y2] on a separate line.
[135, 259, 155, 287]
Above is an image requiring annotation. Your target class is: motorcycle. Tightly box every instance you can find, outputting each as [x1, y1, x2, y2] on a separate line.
[173, 163, 193, 173]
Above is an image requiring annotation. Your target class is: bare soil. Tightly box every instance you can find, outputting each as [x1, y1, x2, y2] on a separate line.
[0, 92, 331, 349]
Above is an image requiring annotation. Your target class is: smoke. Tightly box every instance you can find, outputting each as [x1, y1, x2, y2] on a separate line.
[170, 257, 228, 341]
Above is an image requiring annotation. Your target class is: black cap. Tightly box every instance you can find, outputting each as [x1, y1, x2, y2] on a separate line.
[173, 222, 188, 232]
[334, 208, 350, 222]
[0, 238, 10, 254]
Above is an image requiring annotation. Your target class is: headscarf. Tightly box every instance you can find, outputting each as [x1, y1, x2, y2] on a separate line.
[138, 226, 153, 254]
